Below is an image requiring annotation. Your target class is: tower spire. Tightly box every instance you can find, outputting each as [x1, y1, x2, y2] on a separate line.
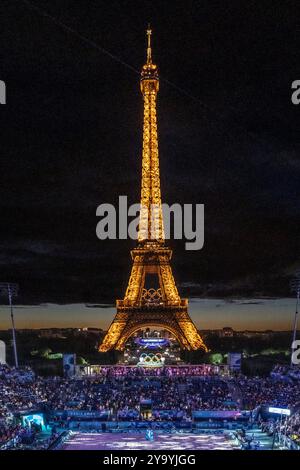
[139, 26, 163, 243]
[146, 25, 152, 64]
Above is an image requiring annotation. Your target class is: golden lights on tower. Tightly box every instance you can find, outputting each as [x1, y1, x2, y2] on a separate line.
[139, 26, 164, 244]
[99, 29, 207, 353]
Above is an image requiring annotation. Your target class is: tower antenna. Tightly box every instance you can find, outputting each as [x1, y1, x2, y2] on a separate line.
[146, 24, 152, 64]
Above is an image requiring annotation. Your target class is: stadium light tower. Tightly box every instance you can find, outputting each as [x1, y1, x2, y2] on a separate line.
[0, 282, 19, 368]
[290, 270, 300, 367]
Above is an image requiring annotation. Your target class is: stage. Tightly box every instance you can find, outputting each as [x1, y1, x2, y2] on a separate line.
[62, 432, 239, 450]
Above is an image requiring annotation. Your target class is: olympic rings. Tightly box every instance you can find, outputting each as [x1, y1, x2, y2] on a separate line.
[139, 352, 164, 365]
[142, 288, 162, 302]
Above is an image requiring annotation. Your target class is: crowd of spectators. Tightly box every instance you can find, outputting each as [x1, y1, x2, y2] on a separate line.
[97, 365, 219, 377]
[235, 375, 300, 410]
[0, 364, 233, 447]
[0, 365, 36, 447]
[0, 423, 22, 446]
[271, 364, 300, 383]
[283, 411, 300, 447]
[259, 410, 300, 448]
[1, 364, 300, 450]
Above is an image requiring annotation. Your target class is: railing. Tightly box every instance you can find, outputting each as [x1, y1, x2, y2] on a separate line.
[48, 430, 72, 450]
[116, 299, 188, 308]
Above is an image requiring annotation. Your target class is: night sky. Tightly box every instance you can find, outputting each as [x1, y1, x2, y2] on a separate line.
[0, 0, 300, 319]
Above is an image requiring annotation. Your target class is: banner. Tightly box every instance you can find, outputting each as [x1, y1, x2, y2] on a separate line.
[63, 354, 76, 377]
[227, 353, 242, 371]
[192, 410, 249, 420]
[54, 410, 109, 419]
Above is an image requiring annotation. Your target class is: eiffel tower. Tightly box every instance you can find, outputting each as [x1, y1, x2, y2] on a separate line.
[99, 28, 207, 352]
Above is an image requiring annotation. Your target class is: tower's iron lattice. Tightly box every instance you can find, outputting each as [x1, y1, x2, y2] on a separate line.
[99, 29, 207, 352]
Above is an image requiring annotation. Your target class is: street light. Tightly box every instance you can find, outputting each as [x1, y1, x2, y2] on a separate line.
[0, 282, 19, 367]
[290, 270, 300, 367]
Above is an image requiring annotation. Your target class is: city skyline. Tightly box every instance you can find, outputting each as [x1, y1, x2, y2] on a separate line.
[0, 297, 296, 331]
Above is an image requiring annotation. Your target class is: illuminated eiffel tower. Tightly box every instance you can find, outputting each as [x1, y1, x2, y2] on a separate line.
[99, 29, 207, 352]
